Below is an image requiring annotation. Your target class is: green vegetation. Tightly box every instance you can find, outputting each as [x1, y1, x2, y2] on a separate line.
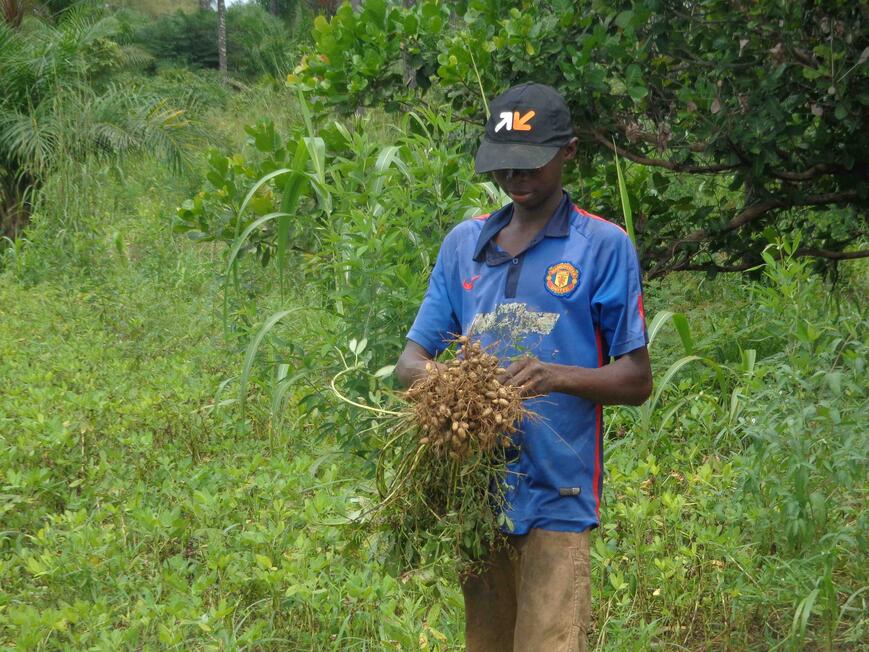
[0, 6, 198, 239]
[131, 4, 302, 79]
[1, 1, 867, 649]
[295, 0, 868, 276]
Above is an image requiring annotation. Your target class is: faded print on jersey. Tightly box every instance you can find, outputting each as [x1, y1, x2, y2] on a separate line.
[468, 302, 559, 355]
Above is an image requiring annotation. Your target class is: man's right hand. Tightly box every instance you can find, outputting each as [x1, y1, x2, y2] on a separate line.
[395, 340, 441, 388]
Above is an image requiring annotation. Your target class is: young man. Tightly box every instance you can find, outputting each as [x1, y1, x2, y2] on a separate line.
[395, 83, 652, 652]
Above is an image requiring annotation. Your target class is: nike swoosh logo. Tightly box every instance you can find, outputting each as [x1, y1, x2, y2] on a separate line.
[462, 275, 481, 291]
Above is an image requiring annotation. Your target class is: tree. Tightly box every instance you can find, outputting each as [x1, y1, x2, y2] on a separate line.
[0, 10, 195, 238]
[216, 0, 227, 79]
[2, 0, 29, 27]
[199, 0, 211, 10]
[294, 0, 868, 276]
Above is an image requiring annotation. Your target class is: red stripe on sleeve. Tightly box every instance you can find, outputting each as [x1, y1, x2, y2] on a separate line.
[593, 327, 605, 518]
[573, 204, 629, 236]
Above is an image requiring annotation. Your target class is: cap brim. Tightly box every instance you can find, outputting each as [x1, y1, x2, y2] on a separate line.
[474, 140, 560, 174]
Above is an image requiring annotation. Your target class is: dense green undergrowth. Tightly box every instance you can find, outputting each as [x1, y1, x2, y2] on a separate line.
[2, 155, 866, 649]
[0, 166, 465, 650]
[1, 80, 867, 649]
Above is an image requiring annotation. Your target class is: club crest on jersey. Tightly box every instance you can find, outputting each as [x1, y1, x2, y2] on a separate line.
[544, 262, 580, 297]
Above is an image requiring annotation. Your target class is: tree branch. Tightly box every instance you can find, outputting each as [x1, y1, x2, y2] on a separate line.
[652, 260, 758, 276]
[795, 248, 869, 261]
[649, 247, 869, 278]
[769, 162, 867, 182]
[675, 189, 860, 248]
[584, 129, 740, 174]
[769, 163, 834, 181]
[594, 130, 862, 182]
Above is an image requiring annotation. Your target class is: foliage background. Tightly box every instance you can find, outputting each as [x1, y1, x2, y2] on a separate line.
[0, 0, 867, 649]
[293, 0, 868, 277]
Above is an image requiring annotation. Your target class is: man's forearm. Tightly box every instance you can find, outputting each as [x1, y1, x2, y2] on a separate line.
[548, 360, 651, 406]
[498, 347, 652, 406]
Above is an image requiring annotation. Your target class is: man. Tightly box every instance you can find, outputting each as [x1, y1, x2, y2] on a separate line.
[395, 82, 652, 652]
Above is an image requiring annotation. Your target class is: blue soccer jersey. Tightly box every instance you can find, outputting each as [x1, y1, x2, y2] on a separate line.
[407, 192, 648, 533]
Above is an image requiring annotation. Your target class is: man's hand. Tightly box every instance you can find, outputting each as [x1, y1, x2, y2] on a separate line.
[498, 347, 652, 405]
[498, 355, 557, 397]
[398, 341, 652, 406]
[395, 340, 441, 388]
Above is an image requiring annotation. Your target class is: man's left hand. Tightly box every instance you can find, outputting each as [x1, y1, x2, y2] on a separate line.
[498, 355, 557, 397]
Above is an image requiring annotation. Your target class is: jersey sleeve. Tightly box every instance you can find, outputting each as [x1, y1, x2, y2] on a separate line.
[591, 233, 648, 358]
[406, 244, 460, 356]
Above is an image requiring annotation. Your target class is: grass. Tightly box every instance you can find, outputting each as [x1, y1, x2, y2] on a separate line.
[0, 87, 867, 649]
[112, 0, 201, 17]
[0, 156, 465, 650]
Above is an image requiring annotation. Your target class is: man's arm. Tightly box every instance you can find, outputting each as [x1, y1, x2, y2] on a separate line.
[498, 347, 652, 406]
[397, 339, 652, 406]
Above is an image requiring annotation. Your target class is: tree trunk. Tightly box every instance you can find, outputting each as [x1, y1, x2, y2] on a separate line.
[312, 0, 340, 16]
[269, 0, 279, 16]
[2, 0, 26, 27]
[217, 0, 227, 80]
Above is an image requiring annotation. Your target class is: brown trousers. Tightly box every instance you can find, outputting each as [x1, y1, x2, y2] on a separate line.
[461, 529, 591, 652]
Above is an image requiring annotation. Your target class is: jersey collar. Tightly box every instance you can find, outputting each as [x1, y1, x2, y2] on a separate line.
[472, 191, 573, 263]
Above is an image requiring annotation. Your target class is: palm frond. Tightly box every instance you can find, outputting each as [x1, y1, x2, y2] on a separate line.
[1, 8, 199, 234]
[0, 106, 61, 177]
[117, 43, 154, 69]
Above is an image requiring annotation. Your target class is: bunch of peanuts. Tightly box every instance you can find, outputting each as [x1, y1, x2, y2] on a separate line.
[405, 336, 526, 460]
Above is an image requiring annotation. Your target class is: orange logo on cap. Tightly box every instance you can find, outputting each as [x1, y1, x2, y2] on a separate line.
[494, 110, 536, 133]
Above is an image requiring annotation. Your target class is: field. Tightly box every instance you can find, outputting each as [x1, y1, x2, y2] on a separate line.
[1, 118, 866, 648]
[1, 2, 868, 648]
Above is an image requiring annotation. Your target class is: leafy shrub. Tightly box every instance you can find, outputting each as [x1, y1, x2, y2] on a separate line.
[133, 4, 297, 79]
[175, 101, 499, 403]
[294, 0, 869, 277]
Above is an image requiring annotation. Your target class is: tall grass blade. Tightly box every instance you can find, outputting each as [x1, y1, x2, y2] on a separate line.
[239, 308, 303, 414]
[296, 88, 316, 141]
[465, 42, 489, 119]
[225, 211, 292, 281]
[294, 90, 332, 213]
[671, 313, 694, 355]
[278, 138, 312, 298]
[372, 145, 411, 196]
[646, 310, 693, 355]
[222, 167, 299, 327]
[646, 310, 674, 346]
[791, 587, 820, 645]
[613, 139, 637, 247]
[404, 111, 432, 140]
[237, 168, 293, 220]
[647, 355, 702, 415]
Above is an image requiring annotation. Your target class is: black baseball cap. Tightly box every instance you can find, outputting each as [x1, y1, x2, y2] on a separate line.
[474, 83, 574, 174]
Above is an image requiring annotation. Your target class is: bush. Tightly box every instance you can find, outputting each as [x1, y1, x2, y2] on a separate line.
[133, 4, 297, 79]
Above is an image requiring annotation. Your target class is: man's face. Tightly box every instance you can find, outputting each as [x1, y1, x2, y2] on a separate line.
[490, 140, 577, 210]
